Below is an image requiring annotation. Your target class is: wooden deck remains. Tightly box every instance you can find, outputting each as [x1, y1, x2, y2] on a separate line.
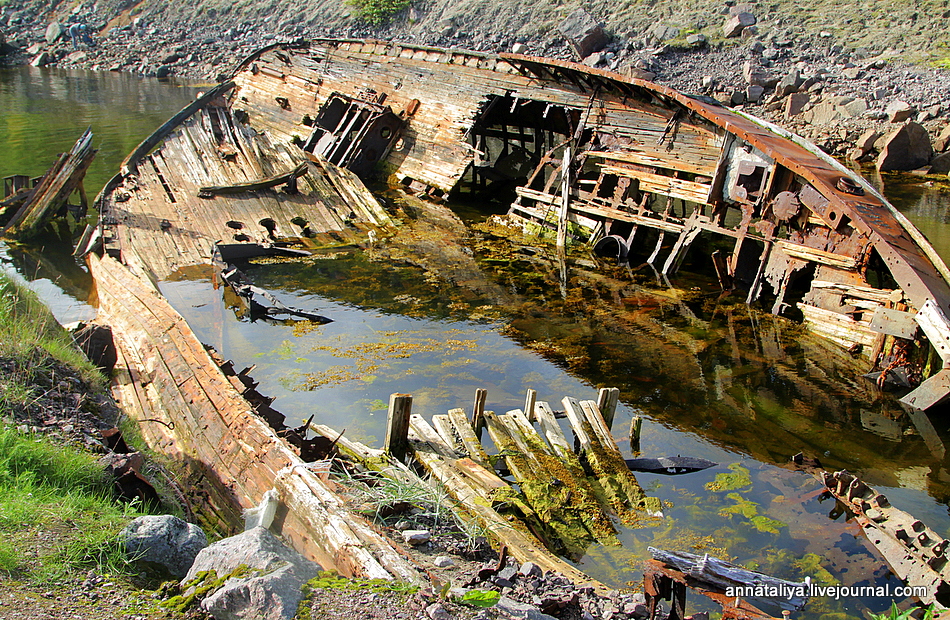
[2, 128, 96, 240]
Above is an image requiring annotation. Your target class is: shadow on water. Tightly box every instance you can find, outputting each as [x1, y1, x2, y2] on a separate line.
[5, 67, 950, 617]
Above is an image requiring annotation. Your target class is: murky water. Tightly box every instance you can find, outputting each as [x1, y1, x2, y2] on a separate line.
[4, 66, 950, 617]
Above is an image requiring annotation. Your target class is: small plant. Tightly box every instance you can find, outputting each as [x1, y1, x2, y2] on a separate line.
[346, 0, 411, 26]
[459, 589, 500, 607]
[869, 602, 935, 620]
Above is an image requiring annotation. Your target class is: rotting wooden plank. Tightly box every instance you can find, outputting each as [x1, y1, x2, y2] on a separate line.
[406, 424, 610, 593]
[445, 408, 491, 467]
[534, 401, 573, 456]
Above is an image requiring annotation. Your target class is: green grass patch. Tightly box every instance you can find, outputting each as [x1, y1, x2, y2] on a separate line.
[346, 0, 410, 25]
[0, 426, 148, 580]
[0, 274, 102, 411]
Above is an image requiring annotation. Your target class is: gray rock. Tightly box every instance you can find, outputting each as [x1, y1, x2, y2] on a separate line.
[582, 51, 603, 67]
[723, 12, 756, 38]
[886, 100, 916, 123]
[742, 61, 776, 87]
[427, 603, 452, 620]
[30, 52, 51, 67]
[45, 21, 64, 44]
[557, 9, 609, 58]
[877, 122, 933, 172]
[746, 85, 765, 103]
[183, 527, 319, 620]
[700, 75, 715, 90]
[730, 90, 746, 106]
[433, 556, 455, 568]
[650, 24, 679, 42]
[685, 33, 707, 47]
[773, 68, 801, 99]
[519, 561, 542, 578]
[625, 67, 656, 81]
[511, 43, 527, 54]
[496, 596, 558, 620]
[120, 515, 207, 578]
[156, 65, 172, 78]
[401, 529, 431, 545]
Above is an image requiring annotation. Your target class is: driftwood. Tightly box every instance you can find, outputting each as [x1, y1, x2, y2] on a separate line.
[648, 547, 808, 612]
[625, 456, 716, 475]
[198, 161, 309, 198]
[3, 128, 96, 240]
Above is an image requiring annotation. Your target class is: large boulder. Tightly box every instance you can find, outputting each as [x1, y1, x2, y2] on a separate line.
[182, 527, 320, 620]
[723, 12, 756, 38]
[885, 100, 916, 123]
[557, 9, 609, 58]
[801, 96, 867, 125]
[120, 515, 207, 578]
[876, 122, 933, 172]
[45, 21, 64, 44]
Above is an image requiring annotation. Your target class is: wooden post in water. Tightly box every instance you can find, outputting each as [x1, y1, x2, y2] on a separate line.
[384, 393, 413, 462]
[523, 389, 537, 423]
[630, 415, 643, 452]
[596, 387, 620, 429]
[471, 388, 488, 438]
[556, 147, 571, 251]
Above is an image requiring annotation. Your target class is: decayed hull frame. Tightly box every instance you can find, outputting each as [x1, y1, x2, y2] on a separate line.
[82, 36, 950, 593]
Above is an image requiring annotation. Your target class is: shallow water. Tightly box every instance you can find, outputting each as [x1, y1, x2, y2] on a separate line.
[4, 66, 950, 617]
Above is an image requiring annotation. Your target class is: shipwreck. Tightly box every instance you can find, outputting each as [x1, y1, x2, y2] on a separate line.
[57, 37, 950, 612]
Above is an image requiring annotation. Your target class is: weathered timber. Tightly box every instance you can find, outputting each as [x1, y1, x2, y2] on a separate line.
[3, 129, 96, 240]
[562, 397, 659, 519]
[89, 252, 420, 582]
[405, 414, 609, 593]
[198, 161, 309, 197]
[383, 393, 413, 462]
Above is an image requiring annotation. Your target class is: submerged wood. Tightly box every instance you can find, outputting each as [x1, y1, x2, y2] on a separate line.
[3, 128, 96, 240]
[625, 456, 716, 475]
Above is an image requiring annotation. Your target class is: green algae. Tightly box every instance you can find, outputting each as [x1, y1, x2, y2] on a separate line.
[705, 463, 752, 492]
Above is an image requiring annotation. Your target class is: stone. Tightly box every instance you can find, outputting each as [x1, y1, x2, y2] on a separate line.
[496, 596, 559, 620]
[746, 85, 765, 103]
[773, 68, 801, 99]
[723, 12, 756, 38]
[840, 98, 868, 117]
[183, 527, 319, 620]
[625, 67, 656, 81]
[45, 21, 64, 45]
[886, 100, 916, 123]
[156, 65, 172, 78]
[401, 529, 431, 545]
[120, 515, 207, 578]
[650, 24, 679, 42]
[557, 9, 609, 58]
[700, 75, 715, 90]
[426, 603, 452, 620]
[581, 51, 603, 67]
[841, 67, 864, 80]
[30, 52, 51, 67]
[511, 42, 527, 54]
[876, 122, 933, 172]
[27, 42, 44, 55]
[928, 152, 950, 175]
[742, 61, 772, 86]
[730, 90, 746, 106]
[433, 555, 455, 568]
[66, 51, 87, 63]
[519, 561, 543, 578]
[685, 33, 707, 47]
[747, 41, 765, 55]
[934, 124, 950, 152]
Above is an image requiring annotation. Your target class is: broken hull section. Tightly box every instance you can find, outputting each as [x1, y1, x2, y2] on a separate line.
[222, 39, 950, 410]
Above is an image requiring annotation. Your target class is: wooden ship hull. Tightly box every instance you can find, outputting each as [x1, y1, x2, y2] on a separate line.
[77, 37, 950, 593]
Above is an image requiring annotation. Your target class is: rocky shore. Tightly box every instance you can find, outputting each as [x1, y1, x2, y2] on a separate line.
[2, 1, 950, 172]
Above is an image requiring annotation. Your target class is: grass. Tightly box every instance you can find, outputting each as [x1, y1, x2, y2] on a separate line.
[0, 275, 102, 411]
[345, 0, 410, 25]
[0, 426, 149, 580]
[0, 273, 150, 581]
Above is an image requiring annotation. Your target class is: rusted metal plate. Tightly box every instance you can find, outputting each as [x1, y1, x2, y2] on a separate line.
[916, 299, 950, 362]
[869, 306, 919, 338]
